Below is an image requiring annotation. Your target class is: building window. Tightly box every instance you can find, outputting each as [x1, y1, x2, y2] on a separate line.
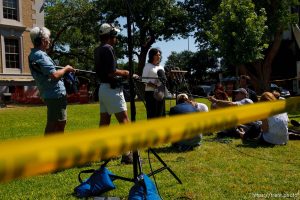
[4, 38, 20, 69]
[3, 0, 18, 20]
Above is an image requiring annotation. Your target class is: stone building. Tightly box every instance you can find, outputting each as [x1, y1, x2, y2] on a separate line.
[0, 0, 44, 103]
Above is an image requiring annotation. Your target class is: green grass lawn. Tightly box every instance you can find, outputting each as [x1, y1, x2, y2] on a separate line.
[0, 99, 299, 200]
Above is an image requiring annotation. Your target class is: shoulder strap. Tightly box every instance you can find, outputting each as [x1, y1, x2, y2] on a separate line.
[28, 56, 43, 75]
[78, 169, 95, 183]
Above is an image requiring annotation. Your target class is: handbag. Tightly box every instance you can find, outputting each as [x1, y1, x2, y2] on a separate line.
[153, 84, 166, 101]
[128, 174, 161, 200]
[74, 166, 116, 198]
[63, 72, 80, 95]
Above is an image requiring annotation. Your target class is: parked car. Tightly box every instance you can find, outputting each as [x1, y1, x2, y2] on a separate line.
[270, 83, 291, 98]
[192, 85, 213, 97]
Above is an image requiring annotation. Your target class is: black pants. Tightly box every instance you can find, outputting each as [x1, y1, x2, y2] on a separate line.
[145, 91, 165, 119]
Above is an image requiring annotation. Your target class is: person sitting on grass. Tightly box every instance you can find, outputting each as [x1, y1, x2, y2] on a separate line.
[208, 88, 253, 108]
[189, 97, 209, 112]
[208, 88, 261, 138]
[247, 92, 288, 145]
[210, 83, 229, 110]
[170, 93, 208, 151]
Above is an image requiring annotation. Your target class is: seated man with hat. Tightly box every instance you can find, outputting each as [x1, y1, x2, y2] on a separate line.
[170, 93, 208, 151]
[208, 88, 261, 139]
[208, 88, 253, 107]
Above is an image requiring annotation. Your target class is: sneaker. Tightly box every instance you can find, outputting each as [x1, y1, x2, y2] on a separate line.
[121, 153, 133, 164]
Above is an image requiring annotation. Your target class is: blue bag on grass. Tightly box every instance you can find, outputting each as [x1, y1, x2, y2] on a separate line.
[74, 166, 116, 198]
[128, 174, 161, 200]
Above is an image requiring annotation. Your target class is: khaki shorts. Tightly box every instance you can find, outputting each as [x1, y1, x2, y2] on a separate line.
[98, 83, 127, 115]
[44, 96, 67, 122]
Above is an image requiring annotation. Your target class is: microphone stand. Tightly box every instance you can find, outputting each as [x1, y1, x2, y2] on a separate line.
[126, 0, 142, 179]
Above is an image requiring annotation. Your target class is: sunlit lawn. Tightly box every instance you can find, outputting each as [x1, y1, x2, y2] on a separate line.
[0, 99, 299, 200]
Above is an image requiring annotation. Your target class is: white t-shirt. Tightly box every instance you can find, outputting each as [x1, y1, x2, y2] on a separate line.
[234, 98, 253, 106]
[194, 103, 209, 112]
[263, 113, 289, 145]
[142, 63, 164, 91]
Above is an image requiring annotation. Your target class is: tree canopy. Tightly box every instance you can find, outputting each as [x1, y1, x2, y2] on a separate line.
[45, 0, 103, 70]
[207, 0, 268, 65]
[44, 0, 191, 74]
[184, 0, 299, 92]
[44, 0, 299, 92]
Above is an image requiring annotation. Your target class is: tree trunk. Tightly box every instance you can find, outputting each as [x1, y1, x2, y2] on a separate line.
[138, 48, 148, 75]
[137, 32, 155, 75]
[238, 27, 283, 95]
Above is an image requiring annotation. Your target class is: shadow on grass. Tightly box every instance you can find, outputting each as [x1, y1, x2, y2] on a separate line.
[205, 135, 276, 149]
[150, 146, 190, 154]
[236, 141, 275, 148]
[150, 144, 202, 154]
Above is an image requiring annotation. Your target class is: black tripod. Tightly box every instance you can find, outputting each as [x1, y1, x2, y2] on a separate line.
[100, 78, 181, 185]
[132, 78, 182, 183]
[147, 148, 182, 184]
[100, 148, 181, 184]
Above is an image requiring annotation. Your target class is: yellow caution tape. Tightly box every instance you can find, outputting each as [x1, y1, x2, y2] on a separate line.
[0, 97, 299, 183]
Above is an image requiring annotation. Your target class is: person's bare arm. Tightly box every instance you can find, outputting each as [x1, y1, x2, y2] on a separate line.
[208, 96, 237, 107]
[50, 65, 75, 80]
[108, 69, 130, 78]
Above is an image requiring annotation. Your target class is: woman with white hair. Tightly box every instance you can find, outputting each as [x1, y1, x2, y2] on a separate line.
[28, 27, 75, 135]
[259, 92, 289, 145]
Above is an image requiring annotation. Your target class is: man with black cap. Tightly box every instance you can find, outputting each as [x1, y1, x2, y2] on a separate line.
[94, 23, 132, 164]
[208, 88, 253, 107]
[208, 88, 261, 138]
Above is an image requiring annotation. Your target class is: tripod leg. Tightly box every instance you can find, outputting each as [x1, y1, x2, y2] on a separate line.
[101, 159, 110, 167]
[132, 151, 143, 179]
[99, 153, 141, 183]
[148, 148, 182, 184]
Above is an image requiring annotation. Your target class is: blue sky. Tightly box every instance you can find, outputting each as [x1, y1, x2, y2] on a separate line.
[152, 37, 198, 66]
[120, 36, 198, 67]
[118, 18, 198, 67]
[123, 36, 199, 67]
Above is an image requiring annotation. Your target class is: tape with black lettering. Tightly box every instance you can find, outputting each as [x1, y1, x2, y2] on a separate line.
[0, 97, 299, 183]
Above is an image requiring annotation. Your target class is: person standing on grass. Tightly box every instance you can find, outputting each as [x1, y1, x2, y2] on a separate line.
[94, 23, 133, 164]
[28, 27, 75, 135]
[142, 48, 165, 119]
